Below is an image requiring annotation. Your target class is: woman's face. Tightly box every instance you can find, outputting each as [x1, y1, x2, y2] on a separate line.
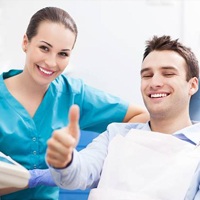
[22, 21, 76, 86]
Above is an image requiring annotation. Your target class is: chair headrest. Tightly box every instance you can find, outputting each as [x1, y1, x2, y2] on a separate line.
[189, 82, 200, 121]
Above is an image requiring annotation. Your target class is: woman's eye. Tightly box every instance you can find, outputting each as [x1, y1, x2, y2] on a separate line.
[39, 46, 49, 52]
[59, 52, 69, 57]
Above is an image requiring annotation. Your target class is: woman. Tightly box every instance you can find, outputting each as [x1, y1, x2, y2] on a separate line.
[0, 7, 148, 200]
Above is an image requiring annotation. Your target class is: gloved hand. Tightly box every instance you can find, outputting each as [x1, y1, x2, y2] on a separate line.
[28, 168, 57, 188]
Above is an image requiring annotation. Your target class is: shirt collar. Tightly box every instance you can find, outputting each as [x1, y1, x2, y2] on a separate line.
[144, 121, 200, 145]
[127, 121, 200, 145]
[173, 121, 200, 145]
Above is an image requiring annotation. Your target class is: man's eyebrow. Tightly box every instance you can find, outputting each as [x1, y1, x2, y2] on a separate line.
[140, 68, 150, 75]
[140, 66, 177, 74]
[40, 41, 71, 51]
[161, 66, 178, 70]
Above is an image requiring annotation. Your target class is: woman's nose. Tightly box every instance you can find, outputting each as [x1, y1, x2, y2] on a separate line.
[45, 54, 57, 68]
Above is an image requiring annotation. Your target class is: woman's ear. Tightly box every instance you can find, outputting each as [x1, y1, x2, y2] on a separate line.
[189, 77, 199, 96]
[22, 34, 29, 52]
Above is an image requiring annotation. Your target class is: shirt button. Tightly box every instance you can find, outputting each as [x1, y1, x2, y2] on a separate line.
[32, 137, 36, 142]
[33, 151, 37, 155]
[33, 164, 37, 169]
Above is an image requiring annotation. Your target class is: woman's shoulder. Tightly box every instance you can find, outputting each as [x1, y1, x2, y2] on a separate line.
[2, 69, 22, 79]
[51, 73, 84, 94]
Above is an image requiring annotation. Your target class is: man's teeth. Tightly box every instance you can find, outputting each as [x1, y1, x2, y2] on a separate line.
[151, 93, 167, 98]
[39, 67, 53, 75]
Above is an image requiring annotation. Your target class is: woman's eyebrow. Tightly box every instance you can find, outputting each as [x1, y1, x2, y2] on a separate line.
[40, 40, 71, 51]
[40, 40, 52, 47]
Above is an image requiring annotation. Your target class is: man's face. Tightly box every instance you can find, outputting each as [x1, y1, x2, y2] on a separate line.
[140, 50, 195, 119]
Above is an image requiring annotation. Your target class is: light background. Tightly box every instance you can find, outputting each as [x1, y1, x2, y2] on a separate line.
[0, 0, 199, 106]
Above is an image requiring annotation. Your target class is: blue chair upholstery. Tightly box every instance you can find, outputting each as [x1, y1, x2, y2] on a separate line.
[190, 81, 200, 121]
[59, 130, 99, 200]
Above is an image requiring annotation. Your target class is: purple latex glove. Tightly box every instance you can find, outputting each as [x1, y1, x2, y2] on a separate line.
[28, 168, 57, 188]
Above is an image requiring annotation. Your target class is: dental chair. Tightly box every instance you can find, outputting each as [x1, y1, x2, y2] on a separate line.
[189, 81, 200, 121]
[59, 83, 200, 200]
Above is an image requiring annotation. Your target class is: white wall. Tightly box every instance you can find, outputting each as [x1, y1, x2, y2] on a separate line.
[0, 0, 197, 106]
[183, 0, 200, 60]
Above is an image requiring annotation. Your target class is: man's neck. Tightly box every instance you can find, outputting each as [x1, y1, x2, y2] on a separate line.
[149, 116, 192, 134]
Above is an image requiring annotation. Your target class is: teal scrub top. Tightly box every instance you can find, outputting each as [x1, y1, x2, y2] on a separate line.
[0, 70, 128, 200]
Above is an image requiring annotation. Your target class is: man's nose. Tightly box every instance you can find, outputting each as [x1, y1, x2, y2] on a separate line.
[150, 74, 164, 88]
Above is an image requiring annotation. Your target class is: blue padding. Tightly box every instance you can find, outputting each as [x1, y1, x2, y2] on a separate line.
[190, 82, 200, 121]
[59, 130, 99, 200]
[59, 189, 90, 200]
[76, 130, 100, 151]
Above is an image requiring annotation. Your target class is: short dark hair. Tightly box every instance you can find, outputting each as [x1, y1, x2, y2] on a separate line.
[26, 7, 78, 48]
[143, 35, 199, 80]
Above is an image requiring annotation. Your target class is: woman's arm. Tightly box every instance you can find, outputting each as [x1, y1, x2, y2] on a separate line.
[0, 186, 27, 196]
[123, 104, 149, 123]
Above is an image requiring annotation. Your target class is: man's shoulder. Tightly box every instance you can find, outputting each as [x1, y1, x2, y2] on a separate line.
[186, 121, 200, 132]
[107, 122, 148, 137]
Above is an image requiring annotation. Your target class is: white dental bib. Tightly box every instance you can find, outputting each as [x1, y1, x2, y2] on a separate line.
[88, 129, 200, 200]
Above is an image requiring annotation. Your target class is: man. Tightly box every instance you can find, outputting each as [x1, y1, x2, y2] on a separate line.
[46, 35, 200, 200]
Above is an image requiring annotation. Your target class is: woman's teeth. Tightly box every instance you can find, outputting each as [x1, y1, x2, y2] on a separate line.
[39, 67, 53, 75]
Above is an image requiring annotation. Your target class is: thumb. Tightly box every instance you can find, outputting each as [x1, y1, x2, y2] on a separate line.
[68, 104, 80, 144]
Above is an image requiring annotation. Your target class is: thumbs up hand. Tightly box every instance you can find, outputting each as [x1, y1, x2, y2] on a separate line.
[46, 105, 80, 168]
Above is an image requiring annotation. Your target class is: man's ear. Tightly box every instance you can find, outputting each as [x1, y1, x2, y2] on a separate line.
[22, 34, 29, 52]
[189, 77, 199, 96]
